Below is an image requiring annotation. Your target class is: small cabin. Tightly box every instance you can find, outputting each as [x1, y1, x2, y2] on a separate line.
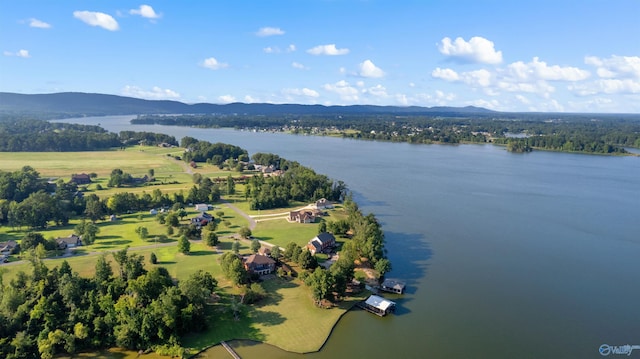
[380, 279, 406, 294]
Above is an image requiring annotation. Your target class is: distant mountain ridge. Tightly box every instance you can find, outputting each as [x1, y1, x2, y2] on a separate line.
[0, 92, 496, 117]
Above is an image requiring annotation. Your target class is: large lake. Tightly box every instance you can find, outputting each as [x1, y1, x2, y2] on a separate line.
[58, 116, 640, 358]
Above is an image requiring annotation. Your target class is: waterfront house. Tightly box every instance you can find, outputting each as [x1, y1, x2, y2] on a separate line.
[289, 210, 316, 223]
[244, 254, 276, 275]
[361, 295, 396, 316]
[306, 232, 336, 255]
[380, 279, 406, 294]
[56, 234, 82, 250]
[313, 198, 334, 210]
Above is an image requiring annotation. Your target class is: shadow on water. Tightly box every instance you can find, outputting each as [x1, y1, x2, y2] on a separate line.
[382, 231, 432, 316]
[350, 189, 388, 208]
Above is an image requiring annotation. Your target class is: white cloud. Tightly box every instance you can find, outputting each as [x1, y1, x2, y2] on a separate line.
[358, 59, 385, 78]
[244, 95, 258, 103]
[122, 85, 180, 100]
[129, 5, 161, 19]
[256, 27, 284, 37]
[282, 88, 320, 98]
[263, 44, 295, 54]
[201, 57, 228, 70]
[585, 55, 640, 79]
[432, 68, 492, 87]
[438, 36, 503, 64]
[307, 44, 349, 56]
[292, 62, 307, 70]
[4, 49, 31, 58]
[363, 84, 388, 98]
[571, 79, 640, 95]
[515, 94, 531, 105]
[29, 18, 51, 29]
[468, 98, 502, 110]
[506, 57, 589, 81]
[435, 90, 456, 101]
[218, 95, 236, 103]
[323, 80, 359, 102]
[73, 11, 119, 31]
[463, 69, 493, 87]
[431, 67, 460, 81]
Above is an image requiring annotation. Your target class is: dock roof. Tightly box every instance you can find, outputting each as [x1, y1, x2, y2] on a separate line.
[365, 295, 396, 312]
[381, 278, 406, 291]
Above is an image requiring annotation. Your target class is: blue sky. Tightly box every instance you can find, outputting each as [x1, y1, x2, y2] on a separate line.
[1, 0, 639, 113]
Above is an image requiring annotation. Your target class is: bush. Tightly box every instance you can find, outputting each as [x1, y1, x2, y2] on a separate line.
[150, 252, 157, 264]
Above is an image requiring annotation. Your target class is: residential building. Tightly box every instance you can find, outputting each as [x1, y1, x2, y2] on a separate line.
[244, 254, 276, 275]
[306, 232, 336, 255]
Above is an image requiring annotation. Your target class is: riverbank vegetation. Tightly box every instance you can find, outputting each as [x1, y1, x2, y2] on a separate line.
[0, 118, 177, 152]
[0, 140, 389, 357]
[132, 113, 640, 155]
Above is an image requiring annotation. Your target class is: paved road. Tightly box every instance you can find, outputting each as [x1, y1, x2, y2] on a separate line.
[220, 199, 257, 230]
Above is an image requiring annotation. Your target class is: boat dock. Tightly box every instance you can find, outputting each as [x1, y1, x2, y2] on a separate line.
[357, 295, 396, 317]
[220, 341, 241, 359]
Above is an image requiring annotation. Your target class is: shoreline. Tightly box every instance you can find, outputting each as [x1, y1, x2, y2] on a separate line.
[190, 297, 365, 357]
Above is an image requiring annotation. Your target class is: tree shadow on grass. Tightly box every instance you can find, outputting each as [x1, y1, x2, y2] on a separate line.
[189, 250, 215, 256]
[95, 239, 131, 247]
[252, 310, 285, 326]
[184, 295, 266, 350]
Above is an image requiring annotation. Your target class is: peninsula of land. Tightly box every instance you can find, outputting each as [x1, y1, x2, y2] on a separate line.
[0, 130, 391, 358]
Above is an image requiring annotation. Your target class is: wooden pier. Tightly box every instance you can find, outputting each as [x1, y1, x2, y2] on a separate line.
[220, 341, 241, 359]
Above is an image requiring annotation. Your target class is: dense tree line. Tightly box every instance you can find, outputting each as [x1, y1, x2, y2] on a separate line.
[133, 113, 640, 155]
[0, 167, 84, 229]
[0, 251, 217, 358]
[118, 131, 178, 147]
[180, 137, 248, 165]
[0, 118, 177, 152]
[0, 167, 220, 230]
[245, 156, 346, 210]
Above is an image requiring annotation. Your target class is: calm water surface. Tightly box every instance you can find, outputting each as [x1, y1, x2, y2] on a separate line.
[58, 116, 640, 358]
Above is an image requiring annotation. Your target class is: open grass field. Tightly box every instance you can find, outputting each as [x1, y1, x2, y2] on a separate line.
[253, 219, 320, 248]
[0, 148, 182, 178]
[183, 273, 367, 354]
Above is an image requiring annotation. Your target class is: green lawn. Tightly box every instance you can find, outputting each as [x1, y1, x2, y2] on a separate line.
[253, 219, 320, 248]
[0, 148, 182, 178]
[183, 274, 367, 354]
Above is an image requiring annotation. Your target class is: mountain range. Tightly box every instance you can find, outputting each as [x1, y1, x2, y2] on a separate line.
[0, 92, 496, 117]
